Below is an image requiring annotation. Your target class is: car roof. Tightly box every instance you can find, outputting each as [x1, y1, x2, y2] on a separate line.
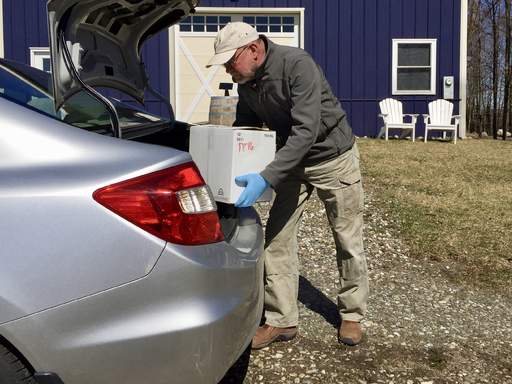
[0, 58, 52, 91]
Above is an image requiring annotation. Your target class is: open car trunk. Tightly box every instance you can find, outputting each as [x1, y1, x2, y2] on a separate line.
[46, 0, 260, 242]
[47, 0, 198, 110]
[132, 120, 262, 243]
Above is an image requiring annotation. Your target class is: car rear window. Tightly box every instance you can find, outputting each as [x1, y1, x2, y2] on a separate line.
[0, 62, 170, 136]
[0, 66, 58, 117]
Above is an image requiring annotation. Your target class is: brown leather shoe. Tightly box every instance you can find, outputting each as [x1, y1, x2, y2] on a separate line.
[251, 324, 297, 350]
[338, 320, 363, 346]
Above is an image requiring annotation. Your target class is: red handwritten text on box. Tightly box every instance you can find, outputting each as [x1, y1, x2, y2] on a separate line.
[238, 142, 255, 152]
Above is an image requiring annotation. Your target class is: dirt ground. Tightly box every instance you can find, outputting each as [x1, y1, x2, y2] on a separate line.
[220, 188, 512, 384]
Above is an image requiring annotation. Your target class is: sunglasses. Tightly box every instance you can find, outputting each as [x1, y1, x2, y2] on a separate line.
[224, 45, 250, 68]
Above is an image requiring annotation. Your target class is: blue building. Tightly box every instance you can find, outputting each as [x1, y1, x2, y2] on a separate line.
[0, 0, 468, 137]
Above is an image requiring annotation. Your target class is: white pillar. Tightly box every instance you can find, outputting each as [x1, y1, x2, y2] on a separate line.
[459, 0, 468, 138]
[168, 25, 177, 109]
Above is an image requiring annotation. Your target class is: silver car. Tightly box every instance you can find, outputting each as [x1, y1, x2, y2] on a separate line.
[0, 1, 264, 383]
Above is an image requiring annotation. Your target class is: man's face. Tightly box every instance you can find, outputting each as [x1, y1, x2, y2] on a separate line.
[224, 44, 258, 84]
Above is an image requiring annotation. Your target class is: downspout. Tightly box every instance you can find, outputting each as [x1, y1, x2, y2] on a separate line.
[168, 26, 177, 112]
[460, 0, 468, 138]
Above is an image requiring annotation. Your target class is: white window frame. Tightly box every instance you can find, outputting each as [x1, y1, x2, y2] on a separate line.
[177, 8, 303, 48]
[392, 38, 437, 95]
[29, 47, 51, 72]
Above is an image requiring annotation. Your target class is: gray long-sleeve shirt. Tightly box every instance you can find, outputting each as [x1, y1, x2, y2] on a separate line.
[234, 36, 355, 188]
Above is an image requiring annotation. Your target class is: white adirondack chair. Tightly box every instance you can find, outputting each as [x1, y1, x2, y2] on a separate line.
[423, 99, 461, 144]
[378, 98, 418, 142]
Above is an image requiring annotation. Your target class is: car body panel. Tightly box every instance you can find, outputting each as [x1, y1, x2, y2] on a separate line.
[47, 0, 197, 109]
[0, 98, 191, 323]
[1, 5, 265, 378]
[0, 228, 264, 384]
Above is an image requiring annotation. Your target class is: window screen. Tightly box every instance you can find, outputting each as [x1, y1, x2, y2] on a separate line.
[42, 58, 52, 73]
[393, 40, 436, 94]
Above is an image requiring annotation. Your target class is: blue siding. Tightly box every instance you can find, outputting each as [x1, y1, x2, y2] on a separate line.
[3, 1, 47, 64]
[3, 0, 462, 135]
[193, 0, 462, 136]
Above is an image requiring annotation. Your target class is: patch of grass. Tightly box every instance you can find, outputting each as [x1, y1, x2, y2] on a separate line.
[427, 346, 449, 369]
[358, 138, 512, 293]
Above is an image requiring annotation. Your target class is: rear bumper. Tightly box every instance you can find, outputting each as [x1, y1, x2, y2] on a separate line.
[0, 220, 264, 384]
[34, 373, 64, 384]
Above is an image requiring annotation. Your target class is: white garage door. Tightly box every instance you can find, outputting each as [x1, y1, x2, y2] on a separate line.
[173, 8, 304, 124]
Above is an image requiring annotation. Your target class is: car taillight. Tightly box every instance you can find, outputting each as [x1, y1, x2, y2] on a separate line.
[93, 162, 224, 245]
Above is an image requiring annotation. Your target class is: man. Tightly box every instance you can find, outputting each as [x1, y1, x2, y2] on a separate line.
[206, 22, 368, 348]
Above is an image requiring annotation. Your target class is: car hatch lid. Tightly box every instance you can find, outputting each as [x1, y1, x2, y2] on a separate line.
[47, 0, 197, 111]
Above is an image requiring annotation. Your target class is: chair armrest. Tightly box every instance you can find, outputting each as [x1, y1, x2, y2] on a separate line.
[378, 113, 388, 123]
[422, 114, 430, 124]
[452, 115, 461, 125]
[403, 114, 419, 124]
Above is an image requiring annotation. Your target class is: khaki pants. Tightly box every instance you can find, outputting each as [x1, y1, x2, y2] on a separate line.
[263, 143, 368, 327]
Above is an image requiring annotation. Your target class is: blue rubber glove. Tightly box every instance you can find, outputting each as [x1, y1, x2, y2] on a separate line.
[234, 173, 270, 207]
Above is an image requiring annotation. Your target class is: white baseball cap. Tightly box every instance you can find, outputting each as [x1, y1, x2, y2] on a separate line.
[206, 22, 259, 67]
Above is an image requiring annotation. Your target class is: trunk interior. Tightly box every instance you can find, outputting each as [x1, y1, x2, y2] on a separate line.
[132, 120, 256, 242]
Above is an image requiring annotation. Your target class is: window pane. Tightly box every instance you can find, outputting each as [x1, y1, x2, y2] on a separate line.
[220, 16, 231, 24]
[42, 58, 52, 73]
[283, 16, 294, 25]
[192, 16, 204, 23]
[397, 68, 431, 91]
[206, 16, 218, 24]
[243, 16, 255, 24]
[269, 25, 281, 33]
[283, 25, 294, 33]
[206, 25, 217, 32]
[256, 16, 268, 24]
[256, 25, 268, 32]
[398, 44, 431, 66]
[193, 24, 205, 32]
[180, 24, 191, 32]
[0, 67, 55, 115]
[269, 16, 281, 24]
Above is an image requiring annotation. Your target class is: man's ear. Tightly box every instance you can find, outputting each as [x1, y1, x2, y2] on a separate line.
[251, 41, 264, 58]
[249, 42, 259, 53]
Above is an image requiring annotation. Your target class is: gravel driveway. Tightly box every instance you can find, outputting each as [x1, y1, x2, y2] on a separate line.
[221, 188, 512, 384]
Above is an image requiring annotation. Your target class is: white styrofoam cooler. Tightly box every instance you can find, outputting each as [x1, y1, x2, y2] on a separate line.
[189, 125, 276, 204]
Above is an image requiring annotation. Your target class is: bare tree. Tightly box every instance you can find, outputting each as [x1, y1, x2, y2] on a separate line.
[503, 0, 511, 140]
[468, 0, 485, 135]
[464, 1, 512, 138]
[490, 0, 501, 139]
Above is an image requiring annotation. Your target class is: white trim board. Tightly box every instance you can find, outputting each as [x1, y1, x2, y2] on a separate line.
[168, 26, 177, 108]
[194, 7, 305, 49]
[195, 7, 304, 14]
[0, 0, 4, 58]
[459, 0, 468, 138]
